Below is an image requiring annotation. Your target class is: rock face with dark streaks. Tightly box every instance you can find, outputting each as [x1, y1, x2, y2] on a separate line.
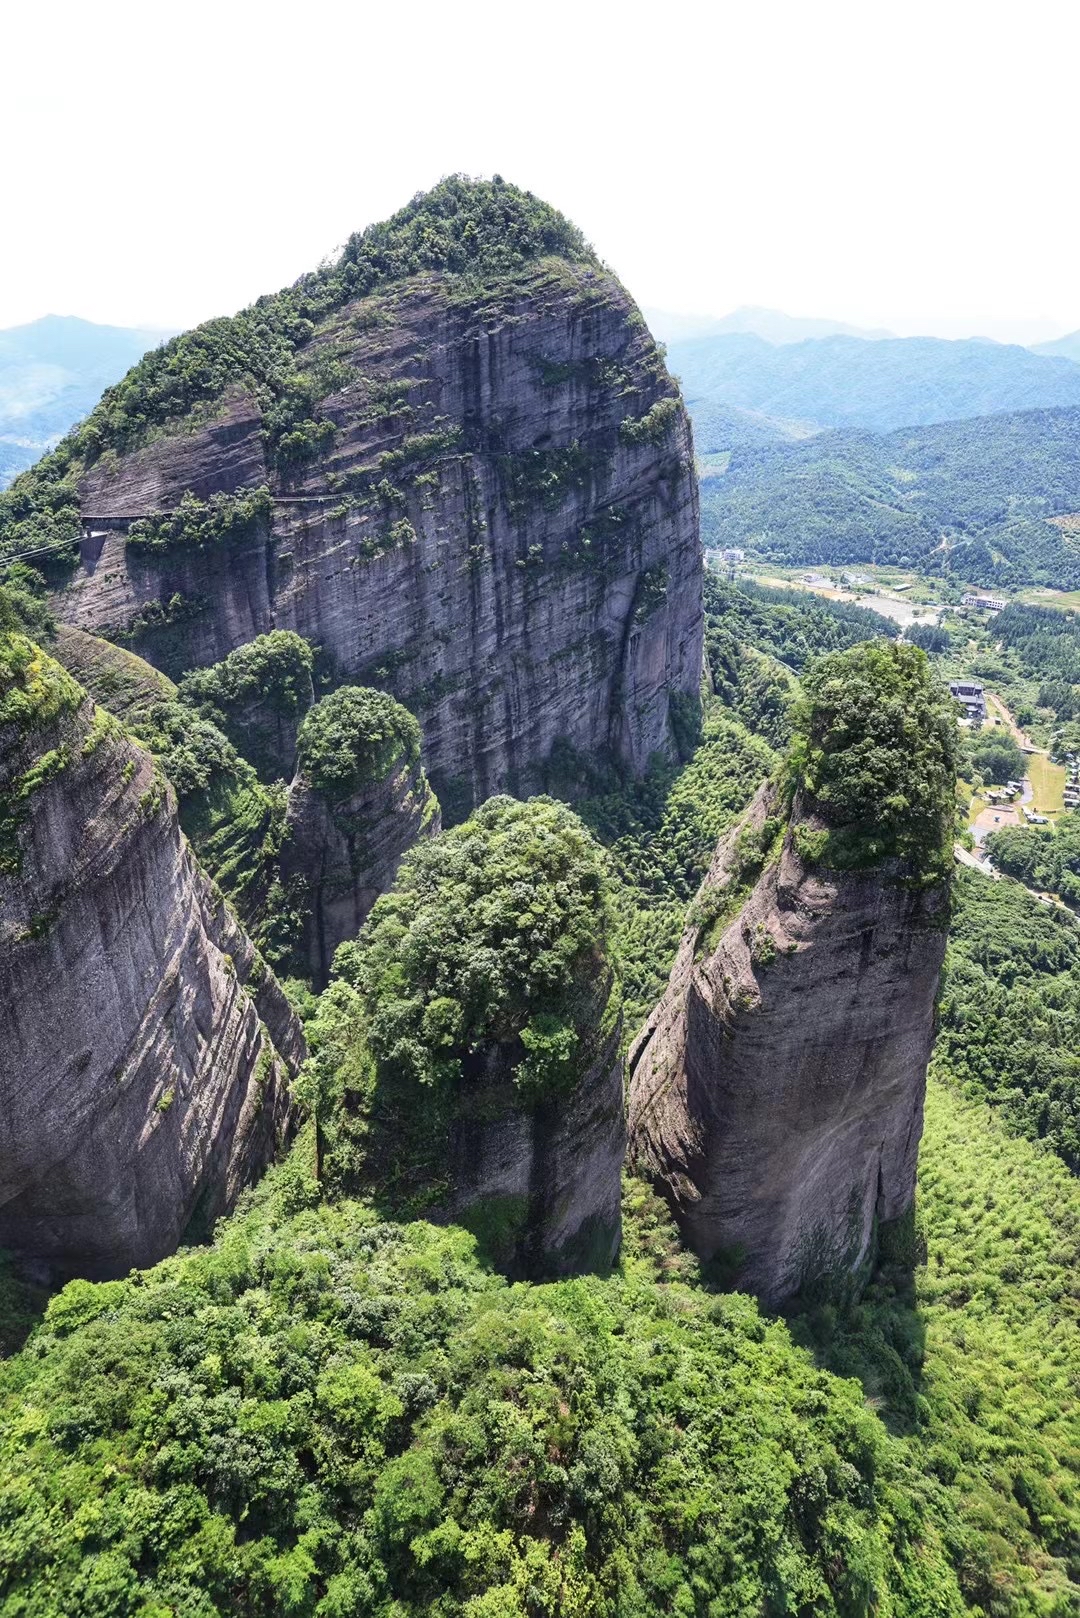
[629, 644, 957, 1305]
[282, 686, 440, 984]
[45, 181, 702, 811]
[435, 962, 626, 1280]
[0, 633, 304, 1278]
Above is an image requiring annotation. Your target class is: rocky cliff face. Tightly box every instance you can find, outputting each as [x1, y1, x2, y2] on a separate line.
[438, 970, 626, 1279]
[55, 251, 702, 810]
[628, 783, 949, 1304]
[282, 686, 440, 984]
[0, 635, 304, 1278]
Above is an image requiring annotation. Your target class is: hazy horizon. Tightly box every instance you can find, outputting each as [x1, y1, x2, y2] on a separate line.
[3, 301, 1075, 353]
[5, 0, 1079, 343]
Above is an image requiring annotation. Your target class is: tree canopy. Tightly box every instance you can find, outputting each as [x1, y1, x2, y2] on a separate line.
[297, 688, 421, 801]
[787, 641, 958, 877]
[333, 794, 613, 1097]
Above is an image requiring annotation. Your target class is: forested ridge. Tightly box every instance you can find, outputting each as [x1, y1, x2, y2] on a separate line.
[699, 408, 1080, 588]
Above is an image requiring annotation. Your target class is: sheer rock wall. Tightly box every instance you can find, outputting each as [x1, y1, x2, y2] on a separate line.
[57, 265, 703, 807]
[628, 784, 948, 1304]
[283, 751, 440, 987]
[0, 647, 303, 1278]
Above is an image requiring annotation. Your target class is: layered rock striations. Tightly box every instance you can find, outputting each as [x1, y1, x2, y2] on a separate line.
[0, 633, 304, 1278]
[282, 686, 440, 985]
[629, 643, 957, 1304]
[40, 181, 702, 809]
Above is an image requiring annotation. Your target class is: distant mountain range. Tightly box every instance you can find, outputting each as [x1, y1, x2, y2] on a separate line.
[0, 315, 172, 487]
[1033, 329, 1080, 365]
[5, 306, 1080, 507]
[644, 305, 892, 345]
[671, 331, 1080, 445]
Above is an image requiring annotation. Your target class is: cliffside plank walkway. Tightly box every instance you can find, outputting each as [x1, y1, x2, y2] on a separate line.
[79, 495, 339, 535]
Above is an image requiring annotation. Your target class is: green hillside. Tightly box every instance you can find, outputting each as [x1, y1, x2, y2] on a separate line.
[671, 331, 1080, 438]
[700, 408, 1080, 587]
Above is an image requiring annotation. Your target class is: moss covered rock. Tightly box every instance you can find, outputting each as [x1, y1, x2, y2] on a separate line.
[282, 686, 439, 985]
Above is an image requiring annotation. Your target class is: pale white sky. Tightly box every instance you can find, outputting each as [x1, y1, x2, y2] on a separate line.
[4, 0, 1079, 343]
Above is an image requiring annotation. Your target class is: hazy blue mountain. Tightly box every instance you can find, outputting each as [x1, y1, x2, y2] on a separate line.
[670, 331, 1080, 439]
[0, 315, 172, 486]
[644, 304, 891, 346]
[699, 305, 893, 343]
[1032, 330, 1080, 365]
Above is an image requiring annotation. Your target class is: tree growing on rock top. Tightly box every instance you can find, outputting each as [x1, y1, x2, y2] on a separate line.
[282, 685, 441, 987]
[631, 641, 958, 1304]
[304, 794, 625, 1278]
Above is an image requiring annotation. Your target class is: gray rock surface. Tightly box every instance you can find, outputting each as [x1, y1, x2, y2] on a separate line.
[437, 973, 626, 1279]
[0, 641, 304, 1278]
[57, 265, 703, 806]
[628, 784, 948, 1304]
[283, 749, 440, 986]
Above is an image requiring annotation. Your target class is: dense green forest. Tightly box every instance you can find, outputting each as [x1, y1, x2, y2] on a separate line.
[5, 619, 1080, 1613]
[985, 814, 1080, 911]
[701, 574, 896, 747]
[934, 867, 1080, 1168]
[5, 780, 1080, 1615]
[699, 408, 1080, 587]
[0, 1142, 966, 1617]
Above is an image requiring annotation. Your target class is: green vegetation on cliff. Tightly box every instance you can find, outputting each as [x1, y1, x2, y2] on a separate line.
[787, 641, 959, 878]
[179, 631, 315, 782]
[0, 632, 86, 873]
[0, 177, 601, 577]
[180, 632, 315, 721]
[334, 795, 612, 1095]
[297, 687, 421, 800]
[5, 609, 1080, 1612]
[126, 487, 272, 555]
[301, 796, 616, 1211]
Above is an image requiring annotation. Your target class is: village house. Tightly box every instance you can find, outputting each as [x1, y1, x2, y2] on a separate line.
[949, 679, 987, 721]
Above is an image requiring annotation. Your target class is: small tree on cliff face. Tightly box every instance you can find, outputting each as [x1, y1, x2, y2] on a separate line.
[786, 641, 959, 880]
